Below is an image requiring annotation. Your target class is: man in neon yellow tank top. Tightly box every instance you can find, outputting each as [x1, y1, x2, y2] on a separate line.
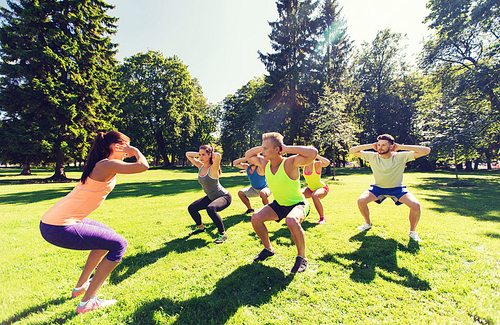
[245, 132, 318, 273]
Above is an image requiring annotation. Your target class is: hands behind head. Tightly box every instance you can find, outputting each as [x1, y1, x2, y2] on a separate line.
[279, 143, 287, 155]
[114, 142, 135, 157]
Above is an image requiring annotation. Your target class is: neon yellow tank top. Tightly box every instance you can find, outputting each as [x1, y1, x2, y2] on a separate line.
[265, 158, 304, 206]
[303, 163, 326, 192]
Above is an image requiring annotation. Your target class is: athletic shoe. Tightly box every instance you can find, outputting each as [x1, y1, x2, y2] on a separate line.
[318, 217, 326, 224]
[189, 228, 205, 236]
[76, 295, 117, 314]
[214, 233, 227, 244]
[71, 280, 90, 299]
[290, 256, 308, 273]
[409, 231, 422, 242]
[253, 248, 275, 262]
[245, 208, 255, 214]
[356, 222, 372, 231]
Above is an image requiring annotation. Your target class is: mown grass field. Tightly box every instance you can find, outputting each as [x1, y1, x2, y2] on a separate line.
[0, 167, 499, 324]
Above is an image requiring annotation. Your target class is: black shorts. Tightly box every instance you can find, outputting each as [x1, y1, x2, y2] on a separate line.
[268, 200, 310, 222]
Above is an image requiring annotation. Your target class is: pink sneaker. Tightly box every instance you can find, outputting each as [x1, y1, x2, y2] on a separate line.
[71, 279, 107, 298]
[71, 280, 90, 299]
[76, 295, 117, 314]
[318, 217, 326, 224]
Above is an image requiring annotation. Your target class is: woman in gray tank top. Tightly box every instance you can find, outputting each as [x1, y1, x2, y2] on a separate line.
[185, 145, 232, 244]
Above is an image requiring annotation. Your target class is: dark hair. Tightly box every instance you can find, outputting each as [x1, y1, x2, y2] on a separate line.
[80, 131, 130, 184]
[199, 144, 222, 175]
[377, 134, 395, 145]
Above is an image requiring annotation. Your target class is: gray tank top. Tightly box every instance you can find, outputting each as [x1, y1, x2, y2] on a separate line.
[198, 166, 228, 201]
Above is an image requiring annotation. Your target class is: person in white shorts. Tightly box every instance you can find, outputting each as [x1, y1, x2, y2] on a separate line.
[349, 134, 431, 242]
[233, 157, 271, 214]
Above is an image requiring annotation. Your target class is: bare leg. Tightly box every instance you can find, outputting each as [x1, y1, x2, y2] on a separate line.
[260, 190, 269, 206]
[398, 192, 421, 231]
[251, 206, 279, 251]
[301, 187, 312, 199]
[311, 188, 328, 217]
[357, 191, 378, 225]
[238, 191, 252, 210]
[81, 258, 119, 301]
[76, 250, 107, 288]
[285, 208, 306, 257]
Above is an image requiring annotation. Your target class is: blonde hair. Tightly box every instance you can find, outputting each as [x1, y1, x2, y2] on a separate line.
[262, 132, 284, 151]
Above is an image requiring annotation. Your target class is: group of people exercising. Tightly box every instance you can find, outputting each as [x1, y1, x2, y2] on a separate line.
[39, 130, 430, 314]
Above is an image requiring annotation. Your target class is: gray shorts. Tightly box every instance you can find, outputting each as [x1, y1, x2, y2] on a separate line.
[240, 186, 271, 198]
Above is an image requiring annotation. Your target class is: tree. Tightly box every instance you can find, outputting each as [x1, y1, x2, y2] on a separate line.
[219, 77, 269, 164]
[419, 89, 485, 182]
[259, 0, 318, 143]
[353, 29, 420, 144]
[422, 0, 500, 167]
[314, 0, 352, 91]
[117, 50, 201, 166]
[0, 0, 120, 180]
[0, 116, 48, 174]
[310, 85, 356, 177]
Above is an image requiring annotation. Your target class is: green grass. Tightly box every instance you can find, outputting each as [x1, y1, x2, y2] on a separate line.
[1, 167, 499, 324]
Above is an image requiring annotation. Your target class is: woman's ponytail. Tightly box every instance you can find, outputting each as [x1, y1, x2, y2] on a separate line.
[80, 131, 130, 184]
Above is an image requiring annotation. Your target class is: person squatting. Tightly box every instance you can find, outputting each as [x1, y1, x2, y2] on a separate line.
[39, 130, 430, 314]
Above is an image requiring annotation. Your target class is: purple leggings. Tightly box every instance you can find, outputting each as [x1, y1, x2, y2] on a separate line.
[40, 218, 127, 262]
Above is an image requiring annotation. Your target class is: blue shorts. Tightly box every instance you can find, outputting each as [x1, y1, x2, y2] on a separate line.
[268, 200, 310, 222]
[368, 185, 409, 206]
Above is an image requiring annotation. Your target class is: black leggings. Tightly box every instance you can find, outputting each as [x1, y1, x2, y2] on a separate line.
[188, 194, 232, 234]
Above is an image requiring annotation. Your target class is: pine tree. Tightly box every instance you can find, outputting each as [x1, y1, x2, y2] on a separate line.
[259, 0, 318, 143]
[0, 0, 120, 180]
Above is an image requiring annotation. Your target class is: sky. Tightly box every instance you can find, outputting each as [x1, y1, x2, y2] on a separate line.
[0, 0, 434, 104]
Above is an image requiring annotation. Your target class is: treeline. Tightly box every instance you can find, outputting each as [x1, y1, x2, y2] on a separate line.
[0, 0, 498, 179]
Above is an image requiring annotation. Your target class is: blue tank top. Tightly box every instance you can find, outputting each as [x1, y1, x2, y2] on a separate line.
[247, 165, 267, 190]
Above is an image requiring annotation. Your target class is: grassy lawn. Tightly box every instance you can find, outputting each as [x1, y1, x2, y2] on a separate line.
[0, 167, 499, 324]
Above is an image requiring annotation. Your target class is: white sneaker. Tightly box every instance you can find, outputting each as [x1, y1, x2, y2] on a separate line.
[356, 223, 372, 231]
[409, 231, 422, 242]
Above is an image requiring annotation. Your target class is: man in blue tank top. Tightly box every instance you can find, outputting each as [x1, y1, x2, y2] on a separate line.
[233, 157, 272, 214]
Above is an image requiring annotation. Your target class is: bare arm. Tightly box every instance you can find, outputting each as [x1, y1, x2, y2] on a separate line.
[93, 144, 149, 179]
[349, 143, 375, 158]
[209, 152, 222, 178]
[186, 151, 203, 168]
[233, 157, 249, 170]
[245, 146, 267, 167]
[315, 155, 331, 167]
[393, 144, 431, 159]
[283, 144, 318, 169]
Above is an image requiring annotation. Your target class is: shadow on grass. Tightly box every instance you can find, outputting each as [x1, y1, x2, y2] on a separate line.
[413, 176, 500, 222]
[320, 232, 430, 291]
[246, 219, 319, 247]
[2, 297, 73, 325]
[485, 232, 500, 239]
[110, 236, 208, 285]
[129, 263, 293, 325]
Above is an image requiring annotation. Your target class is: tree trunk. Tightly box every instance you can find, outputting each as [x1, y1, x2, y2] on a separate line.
[20, 162, 31, 175]
[465, 160, 472, 171]
[49, 141, 68, 181]
[486, 149, 492, 170]
[453, 143, 459, 183]
[155, 130, 170, 166]
[332, 146, 336, 180]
